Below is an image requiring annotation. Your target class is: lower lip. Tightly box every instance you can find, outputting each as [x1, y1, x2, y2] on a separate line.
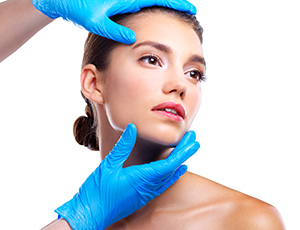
[152, 110, 184, 122]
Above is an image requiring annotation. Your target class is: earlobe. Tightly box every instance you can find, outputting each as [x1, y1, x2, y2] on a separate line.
[80, 64, 105, 104]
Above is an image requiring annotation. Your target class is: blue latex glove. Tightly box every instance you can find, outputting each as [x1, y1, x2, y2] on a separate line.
[55, 124, 200, 230]
[32, 0, 197, 44]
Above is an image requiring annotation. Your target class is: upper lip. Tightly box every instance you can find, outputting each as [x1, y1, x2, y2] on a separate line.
[151, 101, 186, 119]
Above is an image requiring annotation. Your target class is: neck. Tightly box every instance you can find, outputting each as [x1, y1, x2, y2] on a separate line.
[123, 137, 172, 167]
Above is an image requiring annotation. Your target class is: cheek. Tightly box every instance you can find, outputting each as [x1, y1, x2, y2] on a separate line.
[103, 69, 156, 131]
[186, 85, 202, 126]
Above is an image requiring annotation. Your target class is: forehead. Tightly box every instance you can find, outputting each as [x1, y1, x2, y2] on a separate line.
[126, 13, 203, 56]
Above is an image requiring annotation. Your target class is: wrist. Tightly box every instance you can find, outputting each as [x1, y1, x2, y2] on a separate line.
[31, 0, 59, 20]
[42, 218, 72, 230]
[55, 195, 95, 230]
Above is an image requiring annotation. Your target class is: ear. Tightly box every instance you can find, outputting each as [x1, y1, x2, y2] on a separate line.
[80, 64, 105, 104]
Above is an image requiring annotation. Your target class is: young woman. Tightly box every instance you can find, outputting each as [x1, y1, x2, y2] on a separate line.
[47, 7, 285, 229]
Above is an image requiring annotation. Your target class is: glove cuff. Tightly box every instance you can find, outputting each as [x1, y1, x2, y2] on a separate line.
[32, 0, 60, 19]
[55, 194, 98, 230]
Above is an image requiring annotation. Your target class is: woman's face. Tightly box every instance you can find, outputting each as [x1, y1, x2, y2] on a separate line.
[100, 13, 205, 146]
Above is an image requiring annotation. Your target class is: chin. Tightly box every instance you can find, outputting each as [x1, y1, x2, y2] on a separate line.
[137, 123, 187, 147]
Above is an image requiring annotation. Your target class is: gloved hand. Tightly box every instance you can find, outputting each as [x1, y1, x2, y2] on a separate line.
[32, 0, 197, 44]
[55, 123, 200, 230]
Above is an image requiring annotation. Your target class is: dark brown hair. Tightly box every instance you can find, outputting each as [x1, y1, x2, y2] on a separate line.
[73, 6, 204, 151]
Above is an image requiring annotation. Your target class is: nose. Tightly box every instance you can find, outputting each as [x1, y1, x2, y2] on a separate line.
[162, 69, 187, 100]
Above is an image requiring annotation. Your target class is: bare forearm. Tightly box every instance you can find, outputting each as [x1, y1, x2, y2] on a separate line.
[0, 0, 53, 62]
[41, 219, 72, 230]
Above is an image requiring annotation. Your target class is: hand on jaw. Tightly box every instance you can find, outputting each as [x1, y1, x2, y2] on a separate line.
[55, 124, 200, 230]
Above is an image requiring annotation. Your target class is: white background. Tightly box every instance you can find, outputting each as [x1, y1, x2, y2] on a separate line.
[0, 0, 299, 229]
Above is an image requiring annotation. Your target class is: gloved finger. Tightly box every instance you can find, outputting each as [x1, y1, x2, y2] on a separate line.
[121, 130, 192, 175]
[105, 123, 137, 167]
[156, 164, 188, 194]
[149, 164, 188, 191]
[133, 131, 194, 181]
[123, 164, 187, 207]
[149, 140, 199, 175]
[150, 130, 197, 173]
[166, 141, 200, 170]
[175, 130, 196, 149]
[133, 0, 197, 15]
[91, 17, 136, 44]
[165, 130, 197, 165]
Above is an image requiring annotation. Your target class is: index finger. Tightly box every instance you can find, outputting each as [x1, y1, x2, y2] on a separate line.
[148, 132, 200, 175]
[135, 0, 197, 15]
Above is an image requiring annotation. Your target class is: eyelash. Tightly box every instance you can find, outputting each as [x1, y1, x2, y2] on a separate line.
[139, 55, 162, 66]
[185, 70, 207, 82]
[139, 55, 206, 82]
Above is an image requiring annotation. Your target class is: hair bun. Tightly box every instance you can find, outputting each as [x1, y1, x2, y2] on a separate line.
[73, 94, 99, 151]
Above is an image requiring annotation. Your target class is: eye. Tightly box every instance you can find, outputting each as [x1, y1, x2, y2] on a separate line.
[139, 55, 161, 66]
[186, 70, 206, 82]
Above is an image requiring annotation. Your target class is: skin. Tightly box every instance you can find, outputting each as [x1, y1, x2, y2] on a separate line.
[0, 0, 53, 62]
[85, 12, 204, 166]
[79, 12, 286, 230]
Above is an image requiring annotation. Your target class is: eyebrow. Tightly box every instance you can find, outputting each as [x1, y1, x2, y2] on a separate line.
[132, 41, 172, 54]
[189, 55, 206, 68]
[132, 41, 206, 67]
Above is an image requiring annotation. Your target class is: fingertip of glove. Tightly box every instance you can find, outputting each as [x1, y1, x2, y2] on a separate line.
[120, 29, 136, 45]
[181, 130, 196, 144]
[188, 3, 197, 15]
[194, 141, 200, 150]
[181, 141, 200, 161]
[124, 123, 137, 138]
[190, 141, 200, 154]
[101, 18, 136, 45]
[126, 123, 136, 131]
[178, 165, 188, 176]
[171, 0, 197, 15]
[187, 130, 196, 138]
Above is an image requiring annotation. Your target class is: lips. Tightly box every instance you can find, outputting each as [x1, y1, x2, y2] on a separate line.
[151, 101, 186, 121]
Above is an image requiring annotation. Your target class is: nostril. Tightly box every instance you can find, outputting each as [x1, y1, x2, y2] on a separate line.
[165, 80, 187, 99]
[180, 90, 186, 99]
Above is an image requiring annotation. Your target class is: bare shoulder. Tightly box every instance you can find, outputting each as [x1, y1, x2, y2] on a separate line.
[183, 172, 286, 230]
[225, 194, 286, 230]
